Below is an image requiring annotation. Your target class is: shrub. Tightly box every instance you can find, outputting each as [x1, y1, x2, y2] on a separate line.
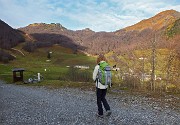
[166, 83, 179, 93]
[23, 42, 37, 52]
[35, 41, 53, 48]
[60, 67, 92, 82]
[0, 50, 15, 63]
[23, 41, 53, 52]
[1, 56, 9, 63]
[120, 76, 141, 90]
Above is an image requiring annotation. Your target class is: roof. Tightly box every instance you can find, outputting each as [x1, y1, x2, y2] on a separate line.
[12, 68, 25, 72]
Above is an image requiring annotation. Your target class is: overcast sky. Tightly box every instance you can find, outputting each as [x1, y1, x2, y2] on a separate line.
[0, 0, 180, 32]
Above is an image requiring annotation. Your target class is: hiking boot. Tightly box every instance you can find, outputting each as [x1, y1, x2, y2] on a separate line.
[96, 113, 103, 118]
[106, 110, 112, 116]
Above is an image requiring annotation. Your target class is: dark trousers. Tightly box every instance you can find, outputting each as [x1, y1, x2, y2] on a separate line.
[96, 88, 110, 115]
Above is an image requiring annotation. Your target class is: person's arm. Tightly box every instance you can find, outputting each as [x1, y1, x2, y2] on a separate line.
[93, 65, 99, 82]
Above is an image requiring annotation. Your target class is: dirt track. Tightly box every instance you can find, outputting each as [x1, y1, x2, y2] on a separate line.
[0, 81, 179, 125]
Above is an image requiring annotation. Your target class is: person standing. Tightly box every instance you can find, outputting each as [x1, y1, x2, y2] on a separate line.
[93, 54, 111, 118]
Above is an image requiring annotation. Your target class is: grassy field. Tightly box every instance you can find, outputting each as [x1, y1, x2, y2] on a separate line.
[0, 45, 96, 84]
[0, 44, 179, 93]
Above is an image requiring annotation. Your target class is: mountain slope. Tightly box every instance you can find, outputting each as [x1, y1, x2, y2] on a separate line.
[122, 10, 180, 32]
[113, 10, 180, 54]
[18, 10, 179, 55]
[0, 20, 25, 49]
[0, 9, 171, 56]
[19, 23, 89, 51]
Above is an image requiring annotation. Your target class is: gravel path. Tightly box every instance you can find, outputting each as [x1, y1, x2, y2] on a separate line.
[0, 80, 179, 125]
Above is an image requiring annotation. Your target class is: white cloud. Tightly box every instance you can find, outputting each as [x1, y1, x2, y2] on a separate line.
[0, 0, 179, 31]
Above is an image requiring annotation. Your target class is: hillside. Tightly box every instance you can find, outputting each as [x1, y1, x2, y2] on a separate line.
[18, 23, 89, 52]
[0, 20, 25, 49]
[122, 10, 180, 32]
[0, 20, 26, 62]
[0, 10, 179, 56]
[113, 10, 180, 54]
[0, 43, 96, 82]
[18, 10, 180, 55]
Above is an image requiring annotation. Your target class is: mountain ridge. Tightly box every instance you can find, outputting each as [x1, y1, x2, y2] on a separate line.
[0, 9, 179, 56]
[116, 10, 180, 33]
[0, 19, 25, 49]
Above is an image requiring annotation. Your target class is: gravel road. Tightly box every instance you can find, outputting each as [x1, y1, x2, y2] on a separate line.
[0, 80, 179, 125]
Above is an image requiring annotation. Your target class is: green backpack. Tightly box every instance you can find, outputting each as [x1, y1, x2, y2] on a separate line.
[98, 61, 112, 86]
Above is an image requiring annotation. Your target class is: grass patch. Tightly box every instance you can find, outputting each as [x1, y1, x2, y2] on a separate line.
[0, 45, 96, 84]
[23, 80, 95, 91]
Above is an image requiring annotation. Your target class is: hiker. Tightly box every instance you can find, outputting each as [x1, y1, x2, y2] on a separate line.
[93, 54, 112, 118]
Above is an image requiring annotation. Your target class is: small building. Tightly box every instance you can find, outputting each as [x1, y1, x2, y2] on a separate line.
[74, 65, 89, 69]
[12, 68, 25, 83]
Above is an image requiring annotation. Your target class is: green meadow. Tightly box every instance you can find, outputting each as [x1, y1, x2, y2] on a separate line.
[0, 44, 179, 93]
[0, 45, 96, 88]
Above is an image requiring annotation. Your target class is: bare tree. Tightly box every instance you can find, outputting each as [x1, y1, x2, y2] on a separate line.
[151, 34, 156, 91]
[165, 39, 178, 90]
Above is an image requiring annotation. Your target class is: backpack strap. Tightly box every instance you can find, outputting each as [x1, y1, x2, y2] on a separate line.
[96, 78, 99, 88]
[96, 64, 100, 87]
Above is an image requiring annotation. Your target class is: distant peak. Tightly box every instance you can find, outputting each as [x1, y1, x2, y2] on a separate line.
[158, 9, 179, 15]
[28, 23, 44, 26]
[28, 23, 67, 29]
[153, 9, 180, 19]
[75, 28, 94, 32]
[123, 9, 180, 32]
[83, 28, 93, 31]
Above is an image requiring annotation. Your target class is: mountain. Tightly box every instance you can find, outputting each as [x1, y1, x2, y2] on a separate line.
[0, 20, 26, 62]
[0, 9, 179, 56]
[18, 10, 179, 55]
[121, 10, 180, 32]
[0, 20, 25, 49]
[19, 23, 123, 54]
[113, 10, 180, 53]
[18, 23, 89, 52]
